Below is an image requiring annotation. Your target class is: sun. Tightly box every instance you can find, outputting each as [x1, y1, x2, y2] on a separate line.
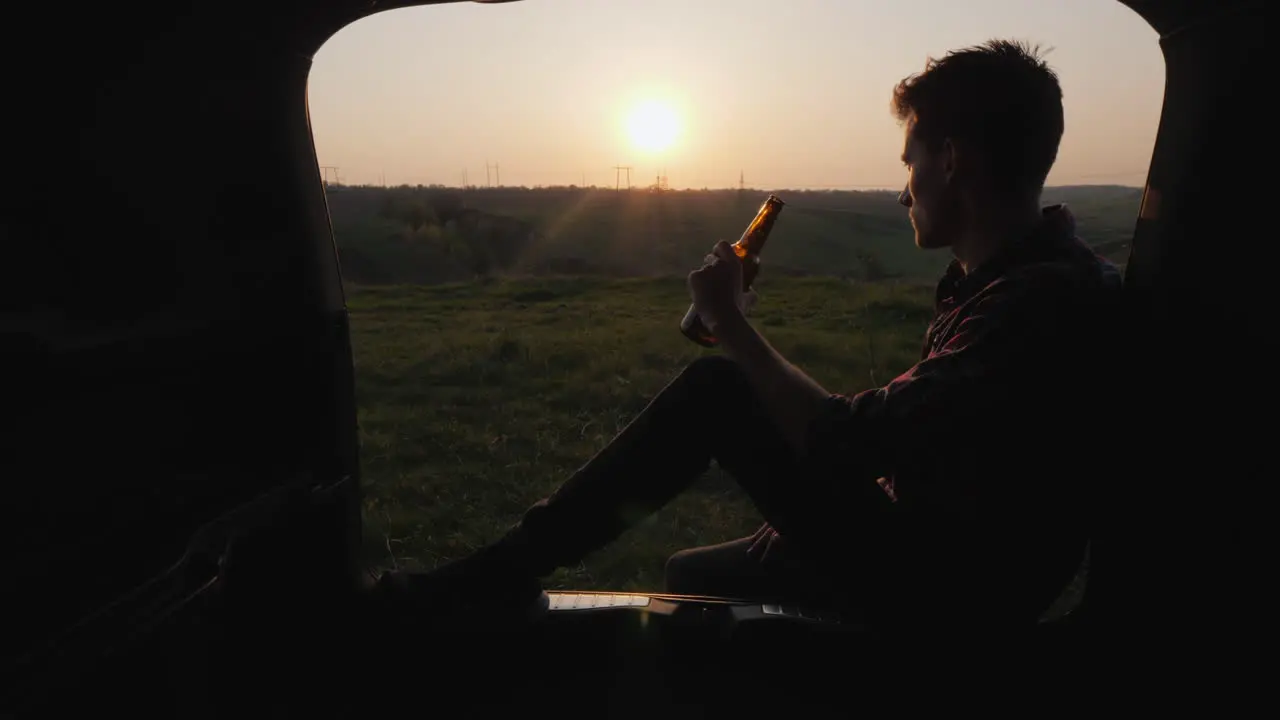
[626, 100, 681, 153]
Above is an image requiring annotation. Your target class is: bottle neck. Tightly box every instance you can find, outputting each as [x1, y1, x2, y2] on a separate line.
[737, 216, 779, 255]
[736, 197, 783, 258]
[736, 238, 767, 258]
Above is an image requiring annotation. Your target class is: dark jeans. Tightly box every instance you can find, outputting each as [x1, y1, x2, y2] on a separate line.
[506, 356, 862, 603]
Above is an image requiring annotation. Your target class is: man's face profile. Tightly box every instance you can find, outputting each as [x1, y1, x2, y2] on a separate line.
[899, 118, 957, 250]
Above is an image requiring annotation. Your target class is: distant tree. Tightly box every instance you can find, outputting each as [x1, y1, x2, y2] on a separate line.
[467, 242, 493, 278]
[405, 200, 430, 232]
[377, 192, 397, 221]
[431, 192, 466, 224]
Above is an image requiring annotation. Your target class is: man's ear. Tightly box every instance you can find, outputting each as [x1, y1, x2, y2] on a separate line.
[941, 138, 957, 183]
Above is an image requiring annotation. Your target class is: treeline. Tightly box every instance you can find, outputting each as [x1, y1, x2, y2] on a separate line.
[327, 186, 543, 283]
[326, 184, 1142, 285]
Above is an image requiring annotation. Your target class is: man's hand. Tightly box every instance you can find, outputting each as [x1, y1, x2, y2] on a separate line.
[690, 243, 832, 456]
[687, 241, 745, 335]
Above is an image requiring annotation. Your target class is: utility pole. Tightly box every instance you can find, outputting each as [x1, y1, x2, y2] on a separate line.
[494, 163, 500, 187]
[320, 166, 340, 186]
[613, 165, 633, 190]
[485, 161, 491, 188]
[739, 170, 745, 192]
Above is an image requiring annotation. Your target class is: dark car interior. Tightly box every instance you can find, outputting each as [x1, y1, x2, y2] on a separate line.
[4, 0, 1257, 715]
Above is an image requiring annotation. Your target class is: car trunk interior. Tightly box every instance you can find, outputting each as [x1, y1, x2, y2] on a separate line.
[3, 0, 1259, 714]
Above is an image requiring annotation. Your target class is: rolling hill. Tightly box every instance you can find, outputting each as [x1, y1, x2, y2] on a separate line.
[325, 184, 1141, 285]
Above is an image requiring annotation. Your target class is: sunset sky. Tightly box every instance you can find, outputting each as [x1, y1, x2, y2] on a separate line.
[308, 0, 1163, 191]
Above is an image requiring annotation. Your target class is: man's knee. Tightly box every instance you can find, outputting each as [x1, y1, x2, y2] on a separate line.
[677, 355, 749, 397]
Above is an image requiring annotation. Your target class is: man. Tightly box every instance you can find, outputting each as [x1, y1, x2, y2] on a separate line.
[388, 39, 1123, 630]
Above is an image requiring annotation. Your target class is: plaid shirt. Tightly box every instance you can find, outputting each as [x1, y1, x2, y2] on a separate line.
[763, 205, 1124, 622]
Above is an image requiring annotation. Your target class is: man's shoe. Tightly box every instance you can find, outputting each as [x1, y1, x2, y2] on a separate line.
[372, 544, 547, 628]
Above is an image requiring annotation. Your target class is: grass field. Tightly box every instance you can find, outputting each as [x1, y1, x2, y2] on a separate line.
[350, 275, 935, 591]
[341, 185, 1123, 600]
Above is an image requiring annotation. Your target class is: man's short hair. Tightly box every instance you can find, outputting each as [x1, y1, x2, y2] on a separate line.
[891, 39, 1064, 196]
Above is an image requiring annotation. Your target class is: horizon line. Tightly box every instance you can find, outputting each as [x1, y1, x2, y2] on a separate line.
[320, 182, 1144, 191]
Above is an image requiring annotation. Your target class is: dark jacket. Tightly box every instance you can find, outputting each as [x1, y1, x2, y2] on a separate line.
[804, 204, 1125, 627]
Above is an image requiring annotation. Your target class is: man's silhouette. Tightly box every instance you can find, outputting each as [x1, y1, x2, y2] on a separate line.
[393, 39, 1123, 629]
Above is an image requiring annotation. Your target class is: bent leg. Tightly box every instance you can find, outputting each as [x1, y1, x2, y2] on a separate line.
[507, 355, 814, 576]
[402, 355, 855, 614]
[665, 525, 846, 602]
[664, 537, 772, 597]
[509, 353, 860, 584]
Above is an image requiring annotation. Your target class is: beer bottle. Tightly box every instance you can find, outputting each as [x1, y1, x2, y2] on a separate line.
[680, 194, 786, 347]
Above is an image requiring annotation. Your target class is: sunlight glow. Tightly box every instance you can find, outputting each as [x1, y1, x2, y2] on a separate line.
[625, 100, 681, 153]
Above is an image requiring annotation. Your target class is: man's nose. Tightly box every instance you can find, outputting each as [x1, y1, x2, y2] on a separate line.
[898, 184, 912, 208]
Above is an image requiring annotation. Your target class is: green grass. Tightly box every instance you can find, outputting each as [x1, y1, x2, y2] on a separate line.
[350, 276, 933, 591]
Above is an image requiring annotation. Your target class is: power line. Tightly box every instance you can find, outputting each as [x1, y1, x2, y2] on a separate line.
[612, 165, 633, 190]
[319, 166, 1147, 190]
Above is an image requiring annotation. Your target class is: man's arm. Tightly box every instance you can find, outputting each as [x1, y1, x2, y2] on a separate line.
[714, 311, 830, 456]
[793, 277, 1084, 492]
[687, 241, 835, 456]
[689, 241, 1079, 486]
[714, 275, 1062, 489]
